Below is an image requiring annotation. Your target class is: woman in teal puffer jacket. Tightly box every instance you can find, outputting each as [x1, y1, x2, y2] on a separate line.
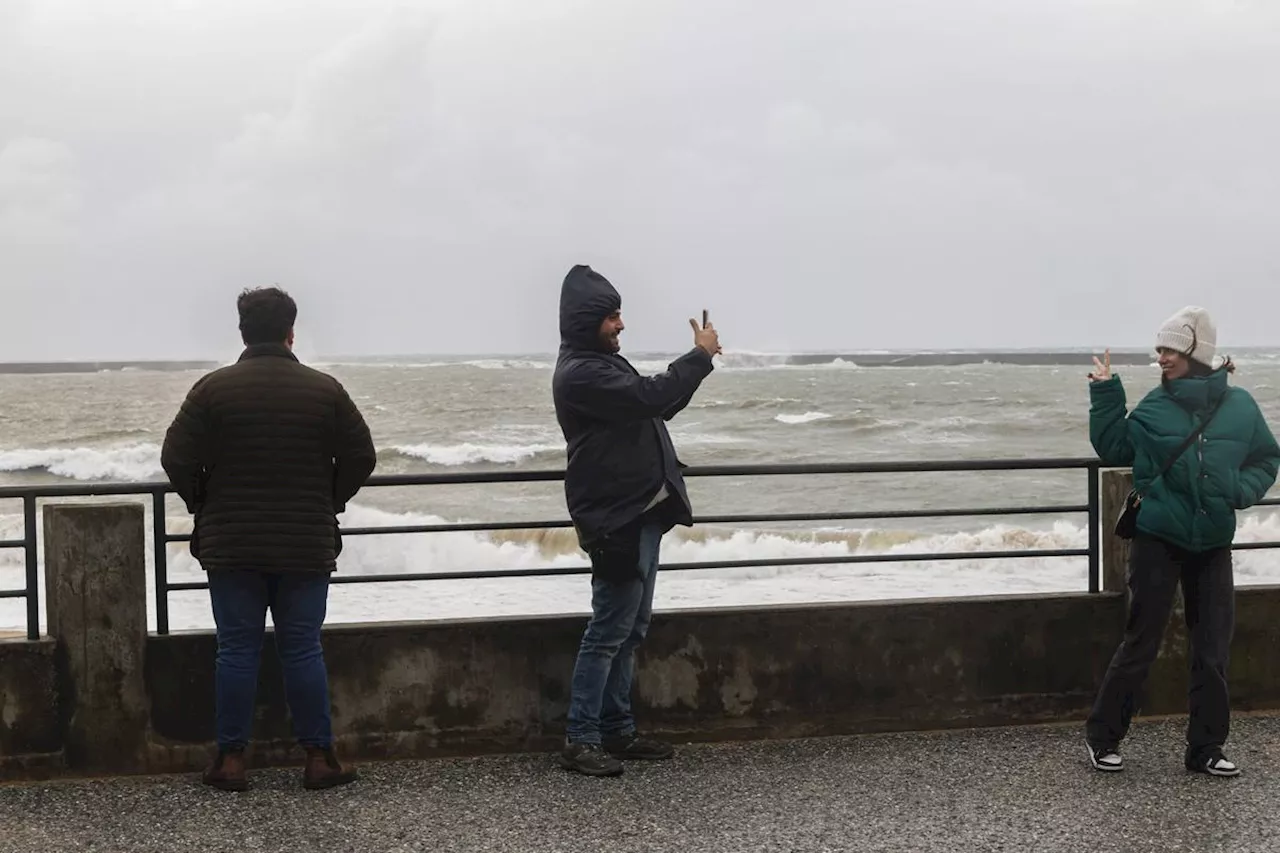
[1084, 306, 1279, 778]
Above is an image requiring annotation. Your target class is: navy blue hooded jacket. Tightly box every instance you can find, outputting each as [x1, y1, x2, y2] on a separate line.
[551, 265, 715, 547]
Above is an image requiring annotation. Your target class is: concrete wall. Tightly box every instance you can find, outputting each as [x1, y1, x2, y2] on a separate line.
[0, 638, 62, 778]
[136, 586, 1280, 773]
[143, 593, 1122, 770]
[4, 497, 1280, 780]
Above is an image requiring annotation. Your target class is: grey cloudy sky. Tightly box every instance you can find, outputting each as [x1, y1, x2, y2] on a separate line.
[2, 0, 1278, 361]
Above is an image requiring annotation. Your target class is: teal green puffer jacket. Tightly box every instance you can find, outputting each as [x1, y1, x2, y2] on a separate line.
[1090, 367, 1280, 553]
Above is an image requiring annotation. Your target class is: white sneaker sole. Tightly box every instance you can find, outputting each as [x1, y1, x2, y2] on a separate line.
[1200, 762, 1241, 778]
[1086, 744, 1123, 772]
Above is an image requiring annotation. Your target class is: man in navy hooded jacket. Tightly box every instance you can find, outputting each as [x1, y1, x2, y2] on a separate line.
[552, 264, 720, 777]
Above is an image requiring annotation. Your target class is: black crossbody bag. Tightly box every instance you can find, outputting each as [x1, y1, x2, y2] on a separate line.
[1114, 402, 1223, 539]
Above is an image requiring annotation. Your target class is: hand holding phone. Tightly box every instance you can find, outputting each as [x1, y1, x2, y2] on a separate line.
[690, 309, 720, 356]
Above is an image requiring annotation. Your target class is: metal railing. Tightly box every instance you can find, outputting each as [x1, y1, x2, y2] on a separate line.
[7, 456, 1279, 639]
[2, 457, 1121, 639]
[0, 495, 37, 640]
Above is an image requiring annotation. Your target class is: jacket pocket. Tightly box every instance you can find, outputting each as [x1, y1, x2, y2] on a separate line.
[1225, 468, 1242, 509]
[586, 523, 643, 583]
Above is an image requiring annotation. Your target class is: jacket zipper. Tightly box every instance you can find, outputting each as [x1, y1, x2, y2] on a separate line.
[1193, 413, 1206, 549]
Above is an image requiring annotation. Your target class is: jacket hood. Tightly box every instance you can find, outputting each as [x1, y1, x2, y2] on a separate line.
[559, 264, 621, 351]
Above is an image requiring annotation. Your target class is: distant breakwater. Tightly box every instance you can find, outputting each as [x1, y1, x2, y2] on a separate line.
[0, 351, 1160, 374]
[774, 351, 1155, 367]
[0, 361, 219, 375]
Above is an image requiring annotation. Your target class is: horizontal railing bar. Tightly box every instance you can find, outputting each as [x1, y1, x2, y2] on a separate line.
[682, 459, 1102, 476]
[163, 520, 573, 542]
[370, 547, 1093, 575]
[340, 521, 567, 536]
[347, 459, 1104, 486]
[696, 505, 1092, 524]
[0, 540, 26, 548]
[0, 483, 167, 499]
[160, 504, 1095, 543]
[0, 589, 28, 599]
[1229, 541, 1280, 550]
[163, 547, 1093, 591]
[328, 503, 1091, 537]
[0, 457, 1107, 500]
[160, 534, 1280, 592]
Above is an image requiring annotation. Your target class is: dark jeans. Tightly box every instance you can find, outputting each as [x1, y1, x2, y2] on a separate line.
[1086, 534, 1235, 761]
[208, 569, 334, 751]
[565, 523, 663, 744]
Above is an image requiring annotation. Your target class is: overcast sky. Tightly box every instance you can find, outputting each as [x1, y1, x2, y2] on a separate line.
[2, 0, 1278, 360]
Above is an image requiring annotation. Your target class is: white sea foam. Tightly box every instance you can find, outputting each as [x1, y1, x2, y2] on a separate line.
[391, 442, 563, 466]
[775, 412, 833, 425]
[0, 425, 752, 481]
[7, 505, 1280, 633]
[0, 444, 164, 482]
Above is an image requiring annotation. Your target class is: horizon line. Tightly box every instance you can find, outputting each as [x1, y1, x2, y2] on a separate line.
[5, 344, 1279, 361]
[2, 344, 1276, 368]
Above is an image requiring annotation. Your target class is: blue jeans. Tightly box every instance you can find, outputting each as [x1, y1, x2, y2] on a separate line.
[207, 569, 334, 751]
[566, 523, 663, 744]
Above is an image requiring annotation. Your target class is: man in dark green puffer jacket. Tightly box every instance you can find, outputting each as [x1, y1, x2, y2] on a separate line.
[1084, 306, 1280, 778]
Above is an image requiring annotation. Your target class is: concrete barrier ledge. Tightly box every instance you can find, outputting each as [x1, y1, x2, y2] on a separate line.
[7, 586, 1280, 780]
[141, 591, 1128, 774]
[0, 638, 63, 781]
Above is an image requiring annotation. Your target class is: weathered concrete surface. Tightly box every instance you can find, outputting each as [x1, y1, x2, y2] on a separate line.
[43, 503, 150, 773]
[3, 713, 1280, 853]
[144, 593, 1127, 772]
[11, 488, 1280, 781]
[0, 639, 62, 780]
[1143, 585, 1280, 717]
[1100, 469, 1135, 596]
[10, 579, 1280, 781]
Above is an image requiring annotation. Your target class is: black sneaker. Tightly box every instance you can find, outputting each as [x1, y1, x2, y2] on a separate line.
[1187, 750, 1240, 777]
[558, 741, 624, 777]
[1086, 742, 1123, 772]
[602, 732, 675, 761]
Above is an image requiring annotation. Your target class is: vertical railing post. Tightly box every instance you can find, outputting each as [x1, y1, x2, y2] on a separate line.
[1099, 469, 1134, 595]
[23, 494, 38, 640]
[1087, 465, 1100, 593]
[152, 490, 169, 636]
[44, 502, 150, 773]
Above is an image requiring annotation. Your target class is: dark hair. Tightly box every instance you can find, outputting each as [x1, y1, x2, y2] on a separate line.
[237, 286, 297, 345]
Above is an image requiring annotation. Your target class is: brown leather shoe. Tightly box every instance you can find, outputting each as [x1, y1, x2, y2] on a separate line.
[202, 749, 249, 792]
[303, 746, 359, 790]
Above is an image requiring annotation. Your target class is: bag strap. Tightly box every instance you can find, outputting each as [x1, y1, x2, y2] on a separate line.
[1140, 393, 1228, 496]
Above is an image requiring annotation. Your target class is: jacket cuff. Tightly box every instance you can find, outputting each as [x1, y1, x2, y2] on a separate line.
[1089, 376, 1123, 396]
[685, 347, 715, 369]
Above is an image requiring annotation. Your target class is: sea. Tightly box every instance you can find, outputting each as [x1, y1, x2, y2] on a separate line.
[4, 349, 1280, 634]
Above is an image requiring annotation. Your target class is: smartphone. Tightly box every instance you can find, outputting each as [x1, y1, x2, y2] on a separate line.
[702, 309, 709, 328]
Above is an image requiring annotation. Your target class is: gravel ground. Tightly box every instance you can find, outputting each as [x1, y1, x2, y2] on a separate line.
[3, 715, 1280, 853]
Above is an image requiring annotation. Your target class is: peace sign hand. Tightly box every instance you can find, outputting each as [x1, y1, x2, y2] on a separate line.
[1089, 349, 1112, 382]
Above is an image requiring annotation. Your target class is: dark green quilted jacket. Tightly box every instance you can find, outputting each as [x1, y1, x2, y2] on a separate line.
[1090, 367, 1280, 552]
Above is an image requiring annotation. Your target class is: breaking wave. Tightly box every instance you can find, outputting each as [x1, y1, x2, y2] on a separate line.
[7, 507, 1280, 632]
[388, 443, 564, 467]
[0, 428, 748, 482]
[775, 412, 833, 425]
[0, 444, 164, 482]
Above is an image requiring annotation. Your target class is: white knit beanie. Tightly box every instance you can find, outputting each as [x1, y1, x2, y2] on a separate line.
[1155, 306, 1216, 367]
